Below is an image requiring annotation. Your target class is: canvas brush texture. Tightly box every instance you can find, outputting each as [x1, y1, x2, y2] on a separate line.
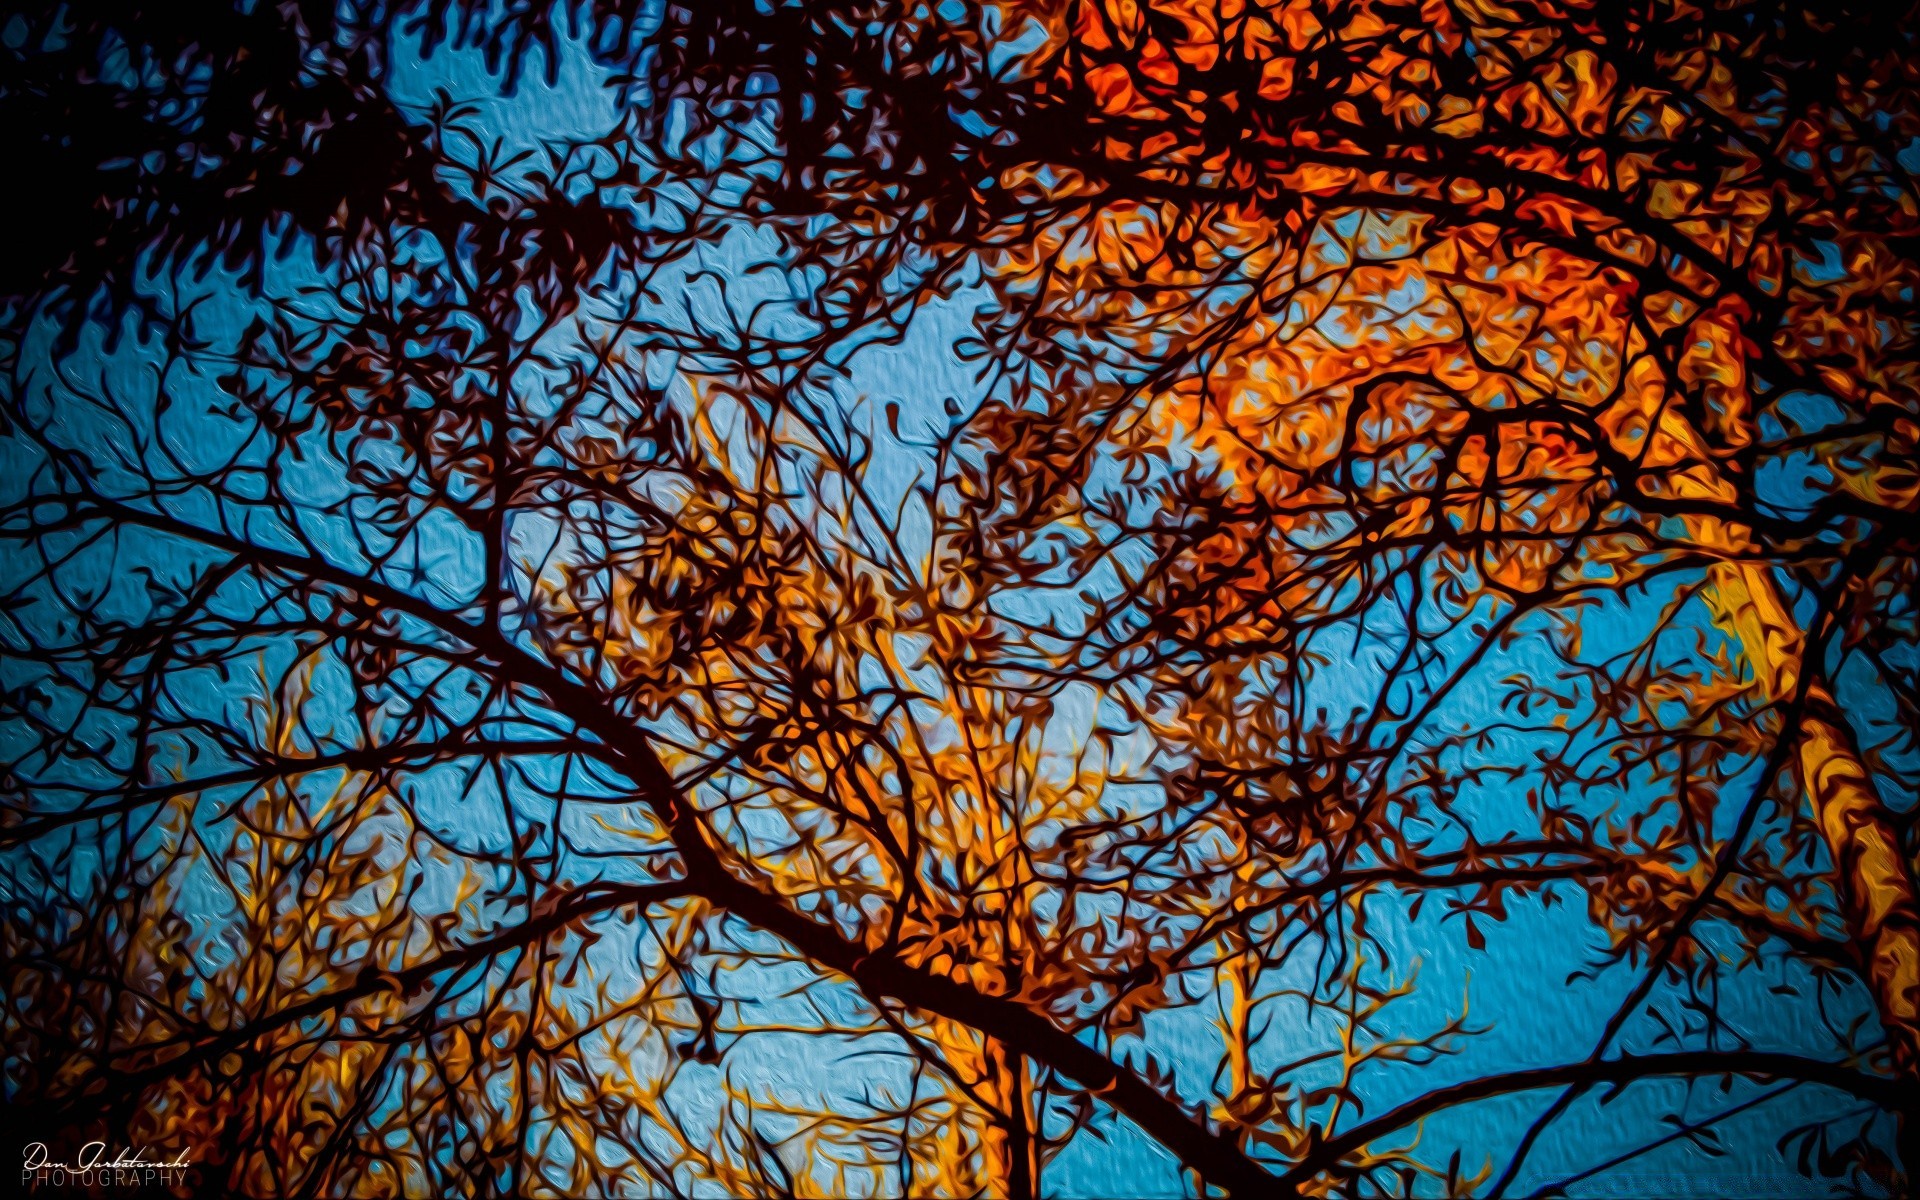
[1, 0, 1917, 1195]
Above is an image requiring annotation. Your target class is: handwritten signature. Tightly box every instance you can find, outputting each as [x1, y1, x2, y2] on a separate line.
[22, 1143, 193, 1172]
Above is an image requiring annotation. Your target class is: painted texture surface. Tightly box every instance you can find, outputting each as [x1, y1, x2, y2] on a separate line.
[2, 2, 1918, 1196]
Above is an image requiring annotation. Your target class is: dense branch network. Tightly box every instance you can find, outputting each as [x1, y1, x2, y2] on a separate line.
[2, 0, 1917, 1196]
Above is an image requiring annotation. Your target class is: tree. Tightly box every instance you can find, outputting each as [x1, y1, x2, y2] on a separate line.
[2, 1, 1915, 1196]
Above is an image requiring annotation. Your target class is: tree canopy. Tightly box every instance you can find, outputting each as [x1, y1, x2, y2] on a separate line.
[3, 1, 1917, 1195]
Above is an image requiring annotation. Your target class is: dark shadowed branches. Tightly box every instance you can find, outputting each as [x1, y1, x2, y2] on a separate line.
[2, 1, 1917, 1196]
